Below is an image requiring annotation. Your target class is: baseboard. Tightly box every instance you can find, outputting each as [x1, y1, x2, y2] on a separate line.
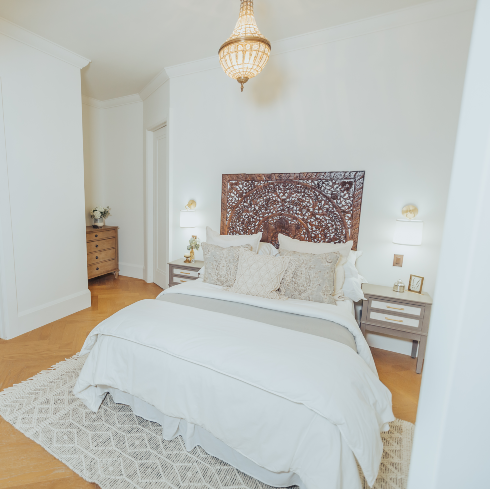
[119, 262, 145, 280]
[366, 332, 417, 357]
[12, 289, 91, 339]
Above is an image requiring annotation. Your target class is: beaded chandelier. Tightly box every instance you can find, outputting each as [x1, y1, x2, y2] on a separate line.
[218, 0, 271, 92]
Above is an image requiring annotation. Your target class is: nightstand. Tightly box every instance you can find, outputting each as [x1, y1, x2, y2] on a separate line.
[360, 284, 432, 374]
[168, 258, 204, 287]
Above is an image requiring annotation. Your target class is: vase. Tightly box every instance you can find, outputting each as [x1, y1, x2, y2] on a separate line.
[93, 218, 104, 228]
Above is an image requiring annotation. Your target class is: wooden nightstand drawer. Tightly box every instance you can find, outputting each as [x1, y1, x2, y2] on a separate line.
[174, 268, 199, 278]
[370, 299, 422, 317]
[173, 276, 195, 284]
[87, 228, 116, 242]
[369, 311, 421, 331]
[87, 249, 116, 265]
[87, 237, 116, 253]
[88, 259, 116, 277]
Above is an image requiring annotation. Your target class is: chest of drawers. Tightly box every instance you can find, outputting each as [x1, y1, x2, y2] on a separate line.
[86, 226, 119, 279]
[360, 283, 432, 374]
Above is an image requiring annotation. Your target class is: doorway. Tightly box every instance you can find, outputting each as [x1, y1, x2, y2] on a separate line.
[152, 126, 168, 288]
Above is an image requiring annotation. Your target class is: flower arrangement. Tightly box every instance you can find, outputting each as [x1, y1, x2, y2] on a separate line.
[187, 235, 200, 252]
[90, 206, 111, 220]
[185, 235, 200, 263]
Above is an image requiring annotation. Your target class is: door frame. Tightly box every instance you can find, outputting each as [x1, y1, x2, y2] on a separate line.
[0, 78, 20, 339]
[144, 119, 171, 285]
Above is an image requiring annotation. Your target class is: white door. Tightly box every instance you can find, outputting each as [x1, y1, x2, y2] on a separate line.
[153, 126, 168, 289]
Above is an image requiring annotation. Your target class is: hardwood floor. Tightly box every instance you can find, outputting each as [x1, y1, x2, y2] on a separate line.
[0, 275, 422, 489]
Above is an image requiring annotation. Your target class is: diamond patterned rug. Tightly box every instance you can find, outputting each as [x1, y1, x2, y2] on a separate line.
[0, 355, 414, 489]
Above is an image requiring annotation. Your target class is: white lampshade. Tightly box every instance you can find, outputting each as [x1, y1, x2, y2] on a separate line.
[393, 219, 423, 245]
[180, 210, 197, 228]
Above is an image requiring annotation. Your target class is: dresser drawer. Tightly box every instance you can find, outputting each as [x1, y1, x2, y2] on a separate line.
[88, 259, 116, 277]
[87, 228, 116, 242]
[370, 299, 422, 317]
[87, 249, 116, 265]
[87, 237, 116, 253]
[173, 268, 199, 278]
[368, 311, 421, 331]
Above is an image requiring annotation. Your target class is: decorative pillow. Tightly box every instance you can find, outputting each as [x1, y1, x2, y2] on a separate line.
[206, 227, 262, 253]
[278, 234, 353, 295]
[202, 242, 252, 287]
[257, 242, 279, 256]
[279, 250, 340, 305]
[228, 249, 291, 300]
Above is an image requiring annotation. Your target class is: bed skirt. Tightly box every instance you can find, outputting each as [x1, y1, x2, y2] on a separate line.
[105, 387, 305, 488]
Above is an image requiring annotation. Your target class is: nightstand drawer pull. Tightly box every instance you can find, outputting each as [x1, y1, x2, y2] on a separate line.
[370, 311, 420, 329]
[371, 300, 421, 316]
[174, 268, 199, 278]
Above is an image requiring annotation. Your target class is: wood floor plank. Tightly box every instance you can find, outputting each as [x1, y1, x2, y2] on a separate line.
[0, 275, 421, 488]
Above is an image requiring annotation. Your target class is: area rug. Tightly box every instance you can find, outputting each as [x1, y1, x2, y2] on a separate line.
[0, 355, 414, 489]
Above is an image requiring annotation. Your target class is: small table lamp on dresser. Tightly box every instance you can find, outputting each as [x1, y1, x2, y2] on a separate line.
[86, 226, 119, 279]
[360, 284, 432, 374]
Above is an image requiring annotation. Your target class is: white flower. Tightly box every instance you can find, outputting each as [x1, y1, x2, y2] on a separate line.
[93, 211, 101, 219]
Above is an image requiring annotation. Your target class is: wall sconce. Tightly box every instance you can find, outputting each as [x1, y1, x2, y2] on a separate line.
[180, 200, 197, 228]
[393, 205, 423, 245]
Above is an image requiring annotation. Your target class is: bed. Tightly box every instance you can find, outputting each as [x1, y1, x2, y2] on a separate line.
[74, 172, 394, 488]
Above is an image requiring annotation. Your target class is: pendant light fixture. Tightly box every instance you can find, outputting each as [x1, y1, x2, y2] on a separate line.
[218, 0, 271, 92]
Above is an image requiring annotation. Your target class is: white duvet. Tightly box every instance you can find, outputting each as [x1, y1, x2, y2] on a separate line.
[74, 281, 394, 488]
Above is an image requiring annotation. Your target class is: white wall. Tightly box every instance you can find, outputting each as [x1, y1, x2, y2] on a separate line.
[82, 103, 105, 224]
[409, 1, 488, 486]
[0, 30, 90, 339]
[82, 98, 145, 280]
[161, 5, 473, 355]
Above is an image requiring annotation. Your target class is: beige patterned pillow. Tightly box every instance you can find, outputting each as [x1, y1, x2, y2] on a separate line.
[279, 250, 340, 305]
[227, 249, 292, 300]
[202, 242, 252, 287]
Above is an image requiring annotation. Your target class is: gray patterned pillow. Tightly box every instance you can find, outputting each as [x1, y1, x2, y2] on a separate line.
[279, 250, 340, 305]
[202, 242, 252, 287]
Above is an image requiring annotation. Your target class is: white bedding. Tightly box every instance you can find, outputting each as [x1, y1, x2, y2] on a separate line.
[74, 281, 394, 488]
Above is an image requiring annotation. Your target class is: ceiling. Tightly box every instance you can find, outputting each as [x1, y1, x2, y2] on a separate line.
[0, 0, 433, 100]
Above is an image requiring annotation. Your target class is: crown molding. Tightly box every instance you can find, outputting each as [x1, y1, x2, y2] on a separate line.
[0, 16, 90, 69]
[139, 68, 169, 101]
[82, 93, 142, 110]
[162, 0, 475, 79]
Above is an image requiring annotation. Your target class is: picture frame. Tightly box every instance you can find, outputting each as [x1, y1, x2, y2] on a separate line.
[408, 274, 424, 294]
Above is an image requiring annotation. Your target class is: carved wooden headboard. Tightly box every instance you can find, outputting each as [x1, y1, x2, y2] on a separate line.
[220, 172, 365, 250]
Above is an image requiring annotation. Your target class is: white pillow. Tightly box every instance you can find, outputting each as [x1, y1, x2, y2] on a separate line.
[206, 227, 262, 253]
[278, 234, 353, 295]
[227, 249, 291, 300]
[258, 242, 279, 256]
[342, 250, 366, 302]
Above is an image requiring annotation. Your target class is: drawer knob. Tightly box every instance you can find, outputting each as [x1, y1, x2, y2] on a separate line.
[96, 267, 99, 271]
[95, 256, 98, 259]
[96, 244, 99, 248]
[95, 234, 98, 237]
[387, 306, 404, 311]
[385, 317, 403, 323]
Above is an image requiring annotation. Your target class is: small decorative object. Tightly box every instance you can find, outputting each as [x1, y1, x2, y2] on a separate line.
[186, 235, 200, 263]
[393, 254, 404, 267]
[393, 279, 405, 293]
[408, 274, 424, 294]
[218, 0, 271, 92]
[184, 253, 191, 263]
[90, 206, 111, 228]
